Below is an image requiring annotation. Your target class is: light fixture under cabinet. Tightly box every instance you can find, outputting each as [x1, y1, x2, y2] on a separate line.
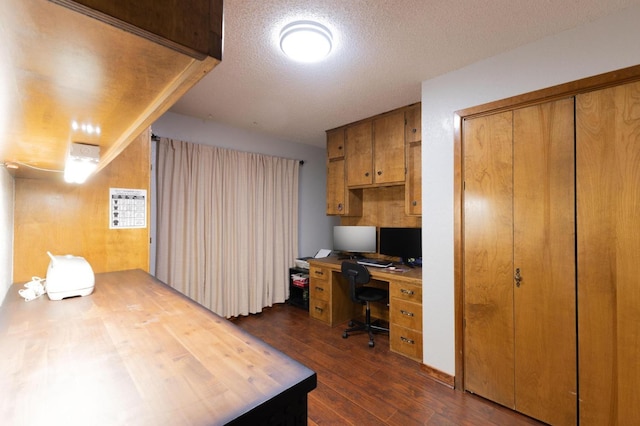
[64, 142, 100, 184]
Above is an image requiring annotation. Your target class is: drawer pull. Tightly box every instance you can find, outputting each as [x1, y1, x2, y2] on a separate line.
[314, 306, 323, 313]
[315, 286, 324, 292]
[400, 309, 414, 317]
[400, 336, 415, 345]
[314, 271, 324, 276]
[400, 288, 414, 296]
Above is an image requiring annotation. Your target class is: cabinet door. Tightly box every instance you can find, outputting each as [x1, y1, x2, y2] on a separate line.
[405, 141, 421, 215]
[373, 111, 405, 184]
[327, 128, 345, 159]
[346, 121, 373, 186]
[405, 104, 421, 144]
[576, 81, 640, 426]
[326, 158, 345, 215]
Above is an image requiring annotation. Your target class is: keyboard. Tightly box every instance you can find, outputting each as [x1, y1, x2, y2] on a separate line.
[357, 259, 393, 268]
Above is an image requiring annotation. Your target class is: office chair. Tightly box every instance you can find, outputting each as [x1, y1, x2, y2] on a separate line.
[341, 261, 389, 347]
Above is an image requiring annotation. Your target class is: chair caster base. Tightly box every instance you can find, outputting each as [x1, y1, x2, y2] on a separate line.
[343, 332, 349, 339]
[368, 340, 375, 348]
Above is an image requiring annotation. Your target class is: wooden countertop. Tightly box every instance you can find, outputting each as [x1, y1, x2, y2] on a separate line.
[0, 269, 316, 425]
[309, 256, 423, 285]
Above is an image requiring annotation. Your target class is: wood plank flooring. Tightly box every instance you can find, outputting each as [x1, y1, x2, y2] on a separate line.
[230, 303, 543, 425]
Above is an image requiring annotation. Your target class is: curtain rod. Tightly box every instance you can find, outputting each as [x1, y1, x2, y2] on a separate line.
[152, 133, 304, 165]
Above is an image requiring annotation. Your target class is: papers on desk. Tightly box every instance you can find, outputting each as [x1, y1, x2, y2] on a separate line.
[314, 249, 332, 258]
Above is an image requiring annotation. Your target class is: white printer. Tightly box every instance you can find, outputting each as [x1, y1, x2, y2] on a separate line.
[45, 251, 95, 300]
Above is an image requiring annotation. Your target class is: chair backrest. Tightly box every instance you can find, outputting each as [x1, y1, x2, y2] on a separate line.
[341, 261, 370, 303]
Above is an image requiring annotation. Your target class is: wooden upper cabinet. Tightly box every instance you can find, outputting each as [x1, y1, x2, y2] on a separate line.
[327, 128, 345, 159]
[0, 0, 223, 180]
[326, 158, 362, 216]
[405, 141, 421, 215]
[326, 159, 346, 215]
[326, 103, 419, 216]
[346, 121, 374, 186]
[405, 103, 422, 215]
[405, 103, 421, 144]
[372, 111, 406, 185]
[345, 110, 406, 188]
[53, 0, 223, 60]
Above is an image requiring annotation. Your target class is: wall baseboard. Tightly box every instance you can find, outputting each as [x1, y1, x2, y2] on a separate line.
[421, 363, 454, 388]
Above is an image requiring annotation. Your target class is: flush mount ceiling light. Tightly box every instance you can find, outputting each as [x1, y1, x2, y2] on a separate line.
[280, 20, 333, 63]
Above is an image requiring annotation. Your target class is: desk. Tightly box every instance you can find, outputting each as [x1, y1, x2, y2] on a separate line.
[0, 269, 316, 425]
[308, 257, 423, 361]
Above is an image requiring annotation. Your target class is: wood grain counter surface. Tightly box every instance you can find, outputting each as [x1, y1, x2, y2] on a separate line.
[0, 269, 316, 425]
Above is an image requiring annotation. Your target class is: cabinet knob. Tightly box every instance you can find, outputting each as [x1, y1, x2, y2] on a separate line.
[377, 170, 382, 176]
[412, 200, 417, 206]
[337, 203, 343, 211]
[412, 128, 417, 133]
[338, 145, 342, 150]
[364, 172, 369, 177]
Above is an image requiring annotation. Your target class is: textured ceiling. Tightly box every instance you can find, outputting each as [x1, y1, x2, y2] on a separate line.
[170, 0, 640, 147]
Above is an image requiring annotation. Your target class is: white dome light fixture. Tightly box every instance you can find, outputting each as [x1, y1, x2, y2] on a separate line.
[280, 20, 333, 63]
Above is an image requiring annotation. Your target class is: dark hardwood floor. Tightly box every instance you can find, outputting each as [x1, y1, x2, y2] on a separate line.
[230, 303, 543, 426]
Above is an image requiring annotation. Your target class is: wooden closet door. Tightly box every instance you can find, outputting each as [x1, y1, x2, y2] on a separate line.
[464, 99, 576, 425]
[513, 98, 576, 426]
[463, 110, 515, 408]
[577, 81, 640, 425]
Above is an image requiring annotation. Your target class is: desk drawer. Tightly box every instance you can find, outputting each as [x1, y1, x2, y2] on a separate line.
[389, 282, 422, 303]
[390, 299, 422, 331]
[390, 324, 423, 361]
[309, 279, 330, 302]
[309, 265, 329, 282]
[309, 299, 330, 324]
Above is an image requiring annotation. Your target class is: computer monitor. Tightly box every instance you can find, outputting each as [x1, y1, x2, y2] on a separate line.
[379, 227, 422, 265]
[333, 226, 376, 258]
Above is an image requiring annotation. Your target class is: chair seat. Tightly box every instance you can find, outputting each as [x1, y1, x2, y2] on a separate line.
[355, 286, 388, 303]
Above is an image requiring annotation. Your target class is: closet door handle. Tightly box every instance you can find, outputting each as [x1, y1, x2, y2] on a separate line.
[514, 268, 522, 287]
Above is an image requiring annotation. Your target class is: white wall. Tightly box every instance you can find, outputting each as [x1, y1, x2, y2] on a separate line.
[152, 112, 338, 263]
[0, 167, 14, 305]
[421, 5, 640, 376]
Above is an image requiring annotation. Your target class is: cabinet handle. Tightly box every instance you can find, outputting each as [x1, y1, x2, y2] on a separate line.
[400, 336, 415, 345]
[315, 286, 324, 292]
[337, 203, 343, 211]
[314, 270, 324, 276]
[412, 200, 417, 206]
[400, 288, 414, 296]
[412, 128, 417, 133]
[400, 309, 414, 317]
[314, 306, 323, 312]
[365, 172, 369, 177]
[377, 170, 382, 176]
[338, 145, 342, 150]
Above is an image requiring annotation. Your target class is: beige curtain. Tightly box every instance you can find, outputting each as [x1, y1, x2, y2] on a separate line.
[155, 138, 299, 318]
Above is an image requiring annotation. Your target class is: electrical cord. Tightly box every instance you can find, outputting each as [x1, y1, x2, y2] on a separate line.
[18, 277, 47, 301]
[1, 161, 63, 173]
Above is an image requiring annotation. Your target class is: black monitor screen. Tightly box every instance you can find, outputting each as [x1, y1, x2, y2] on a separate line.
[379, 227, 422, 261]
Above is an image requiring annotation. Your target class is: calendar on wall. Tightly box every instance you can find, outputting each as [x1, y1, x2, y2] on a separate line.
[109, 188, 147, 229]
